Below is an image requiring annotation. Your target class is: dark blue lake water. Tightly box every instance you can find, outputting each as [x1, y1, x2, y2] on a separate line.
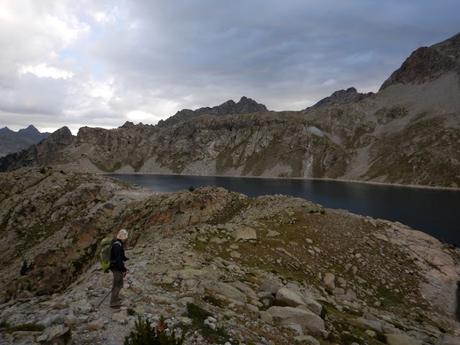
[109, 174, 460, 246]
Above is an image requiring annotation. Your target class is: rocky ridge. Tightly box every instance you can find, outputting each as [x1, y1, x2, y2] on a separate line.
[307, 87, 373, 109]
[0, 168, 459, 345]
[158, 96, 268, 127]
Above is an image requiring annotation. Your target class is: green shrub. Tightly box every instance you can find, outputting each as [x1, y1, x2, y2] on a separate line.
[186, 303, 237, 344]
[0, 320, 10, 329]
[124, 316, 184, 345]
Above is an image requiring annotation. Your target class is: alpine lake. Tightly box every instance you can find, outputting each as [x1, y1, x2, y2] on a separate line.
[109, 174, 460, 246]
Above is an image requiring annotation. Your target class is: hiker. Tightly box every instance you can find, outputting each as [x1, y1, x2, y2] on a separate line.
[110, 229, 129, 308]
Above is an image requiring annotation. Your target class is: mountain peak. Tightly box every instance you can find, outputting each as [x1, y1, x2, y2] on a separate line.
[158, 96, 268, 127]
[309, 87, 372, 109]
[120, 121, 135, 129]
[380, 32, 460, 91]
[18, 124, 40, 135]
[0, 126, 13, 134]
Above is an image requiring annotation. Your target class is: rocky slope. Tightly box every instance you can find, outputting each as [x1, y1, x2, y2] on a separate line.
[0, 168, 459, 345]
[0, 125, 49, 157]
[1, 33, 460, 188]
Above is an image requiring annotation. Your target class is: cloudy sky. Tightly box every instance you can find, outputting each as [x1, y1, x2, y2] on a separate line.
[1, 0, 459, 133]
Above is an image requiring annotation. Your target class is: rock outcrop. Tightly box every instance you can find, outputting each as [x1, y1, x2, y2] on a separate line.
[0, 127, 74, 172]
[0, 168, 459, 344]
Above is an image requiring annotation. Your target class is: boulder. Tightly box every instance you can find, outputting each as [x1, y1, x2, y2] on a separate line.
[266, 306, 325, 335]
[275, 287, 305, 307]
[323, 273, 335, 290]
[69, 299, 92, 315]
[356, 317, 383, 333]
[260, 278, 283, 295]
[438, 334, 460, 345]
[385, 333, 422, 345]
[231, 281, 258, 301]
[233, 227, 257, 241]
[267, 230, 280, 237]
[87, 319, 105, 331]
[274, 287, 322, 315]
[203, 281, 247, 303]
[294, 335, 321, 345]
[37, 324, 71, 344]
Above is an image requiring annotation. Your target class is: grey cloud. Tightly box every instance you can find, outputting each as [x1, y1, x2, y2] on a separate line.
[0, 0, 459, 131]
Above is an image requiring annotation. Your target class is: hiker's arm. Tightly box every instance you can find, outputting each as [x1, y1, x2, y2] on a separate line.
[112, 244, 127, 272]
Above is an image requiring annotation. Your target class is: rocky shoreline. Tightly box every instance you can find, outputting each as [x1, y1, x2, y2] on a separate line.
[0, 168, 459, 345]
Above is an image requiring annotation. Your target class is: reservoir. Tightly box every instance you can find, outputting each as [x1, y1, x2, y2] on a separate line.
[110, 174, 460, 246]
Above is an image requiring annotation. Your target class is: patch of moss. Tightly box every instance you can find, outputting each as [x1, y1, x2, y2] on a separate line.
[324, 304, 385, 345]
[376, 286, 403, 307]
[15, 220, 66, 254]
[2, 323, 45, 333]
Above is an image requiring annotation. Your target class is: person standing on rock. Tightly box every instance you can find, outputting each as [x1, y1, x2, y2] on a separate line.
[110, 229, 129, 308]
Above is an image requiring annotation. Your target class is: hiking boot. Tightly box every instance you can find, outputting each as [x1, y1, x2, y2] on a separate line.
[110, 297, 122, 308]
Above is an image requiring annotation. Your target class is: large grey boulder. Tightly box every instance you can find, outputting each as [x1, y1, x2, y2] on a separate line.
[276, 287, 305, 307]
[275, 287, 322, 315]
[356, 317, 383, 333]
[203, 281, 247, 303]
[266, 306, 325, 335]
[260, 278, 283, 295]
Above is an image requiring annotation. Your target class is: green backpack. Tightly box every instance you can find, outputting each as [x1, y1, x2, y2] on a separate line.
[99, 236, 113, 272]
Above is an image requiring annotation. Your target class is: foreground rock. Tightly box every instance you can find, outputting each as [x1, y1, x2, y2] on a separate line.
[266, 306, 325, 335]
[0, 168, 459, 345]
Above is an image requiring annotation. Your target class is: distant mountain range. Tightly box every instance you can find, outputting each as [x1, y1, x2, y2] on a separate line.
[1, 32, 460, 188]
[0, 125, 49, 157]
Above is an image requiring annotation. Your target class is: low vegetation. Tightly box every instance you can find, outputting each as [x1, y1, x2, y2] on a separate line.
[124, 316, 184, 345]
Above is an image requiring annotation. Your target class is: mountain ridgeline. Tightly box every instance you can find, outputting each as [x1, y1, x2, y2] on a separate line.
[1, 33, 460, 187]
[0, 125, 49, 157]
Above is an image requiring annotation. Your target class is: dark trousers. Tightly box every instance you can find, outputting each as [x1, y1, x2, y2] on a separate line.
[110, 270, 124, 306]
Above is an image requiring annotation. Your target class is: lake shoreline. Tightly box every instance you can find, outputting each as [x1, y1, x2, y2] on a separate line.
[103, 172, 460, 192]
